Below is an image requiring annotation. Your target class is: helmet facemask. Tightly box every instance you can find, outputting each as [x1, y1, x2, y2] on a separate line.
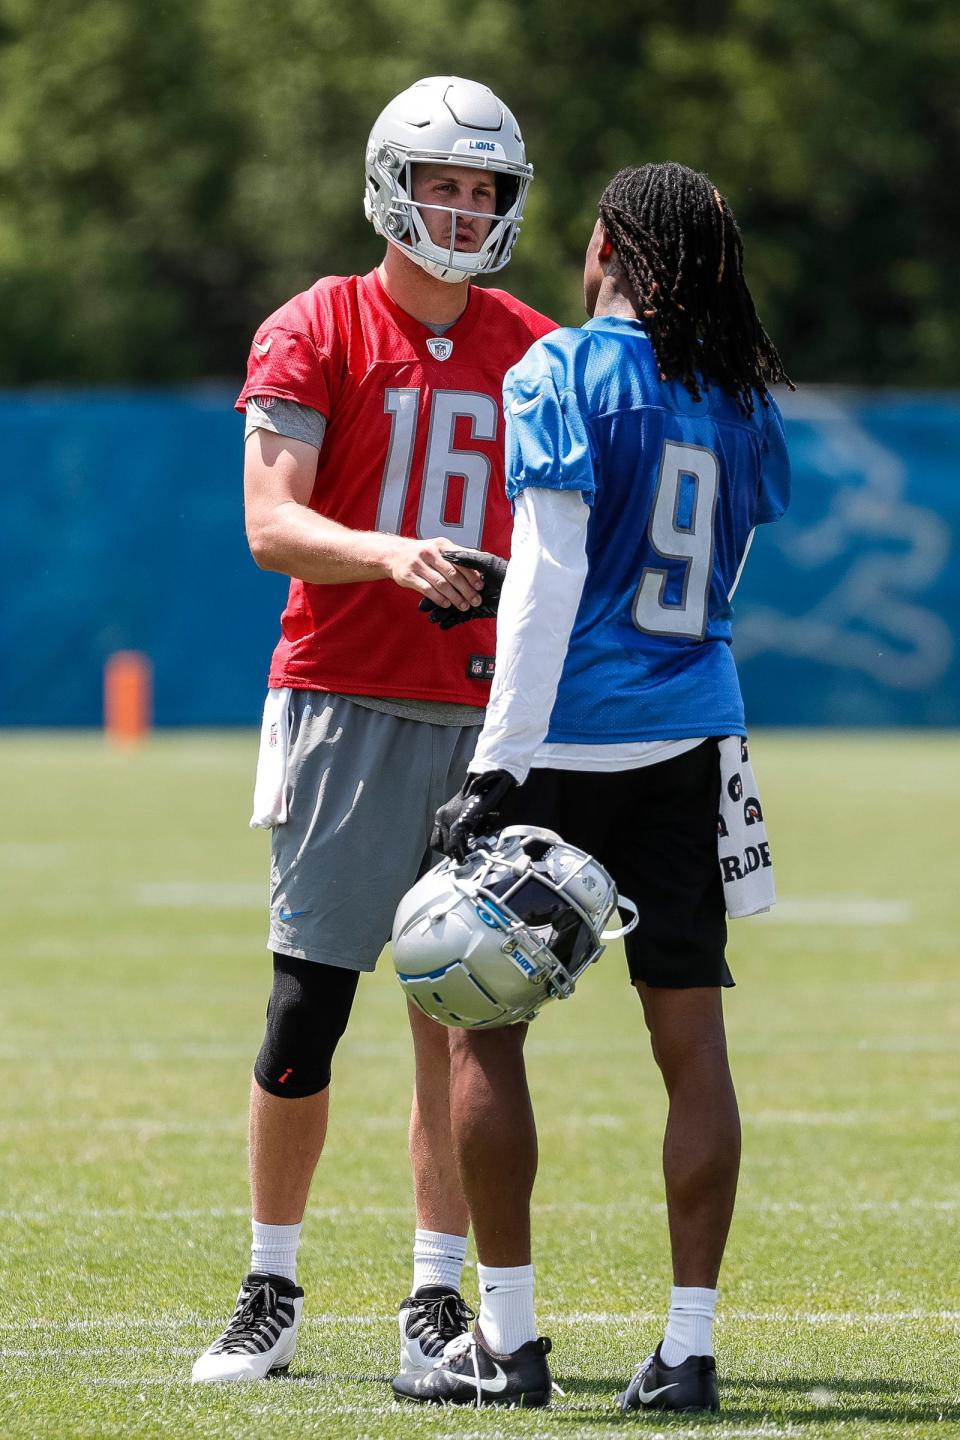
[365, 149, 531, 283]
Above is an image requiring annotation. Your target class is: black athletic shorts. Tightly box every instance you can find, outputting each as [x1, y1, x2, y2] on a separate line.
[499, 740, 732, 989]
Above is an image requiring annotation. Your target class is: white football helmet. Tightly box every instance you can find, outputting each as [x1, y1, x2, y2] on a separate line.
[364, 75, 533, 283]
[392, 826, 639, 1028]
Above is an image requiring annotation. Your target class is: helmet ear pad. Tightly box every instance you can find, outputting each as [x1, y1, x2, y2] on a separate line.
[392, 827, 630, 1029]
[495, 173, 520, 217]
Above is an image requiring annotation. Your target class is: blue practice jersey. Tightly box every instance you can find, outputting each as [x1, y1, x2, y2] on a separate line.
[503, 317, 791, 743]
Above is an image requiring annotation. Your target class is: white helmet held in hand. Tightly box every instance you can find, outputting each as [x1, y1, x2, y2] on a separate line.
[364, 75, 533, 283]
[392, 826, 639, 1028]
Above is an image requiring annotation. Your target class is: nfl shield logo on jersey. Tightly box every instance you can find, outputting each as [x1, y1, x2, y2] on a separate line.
[426, 337, 454, 361]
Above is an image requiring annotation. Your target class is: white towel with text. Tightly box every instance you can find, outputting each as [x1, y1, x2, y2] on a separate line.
[250, 687, 292, 828]
[717, 735, 776, 918]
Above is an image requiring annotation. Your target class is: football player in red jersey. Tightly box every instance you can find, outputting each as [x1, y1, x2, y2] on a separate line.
[191, 77, 556, 1384]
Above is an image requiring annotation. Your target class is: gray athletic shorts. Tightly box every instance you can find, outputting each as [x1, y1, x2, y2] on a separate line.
[269, 692, 480, 970]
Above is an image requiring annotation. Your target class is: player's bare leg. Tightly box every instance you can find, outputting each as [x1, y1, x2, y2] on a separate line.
[635, 982, 740, 1286]
[447, 1023, 536, 1266]
[397, 1004, 476, 1372]
[248, 1079, 329, 1223]
[394, 1028, 552, 1406]
[405, 1023, 544, 1370]
[192, 1077, 320, 1381]
[407, 1002, 470, 1235]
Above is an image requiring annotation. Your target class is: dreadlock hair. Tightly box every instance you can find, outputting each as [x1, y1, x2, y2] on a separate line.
[598, 163, 792, 415]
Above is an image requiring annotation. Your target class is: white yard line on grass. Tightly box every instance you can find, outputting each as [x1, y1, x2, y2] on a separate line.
[429, 1432, 805, 1440]
[82, 1383, 396, 1410]
[1, 1105, 955, 1134]
[2, 1197, 958, 1224]
[0, 842, 73, 869]
[743, 1107, 958, 1125]
[126, 885, 914, 926]
[125, 886, 915, 924]
[4, 1032, 957, 1062]
[548, 1309, 960, 1325]
[56, 1391, 812, 1439]
[0, 1346, 197, 1358]
[430, 1432, 806, 1440]
[6, 1309, 960, 1335]
[753, 898, 911, 925]
[133, 881, 264, 907]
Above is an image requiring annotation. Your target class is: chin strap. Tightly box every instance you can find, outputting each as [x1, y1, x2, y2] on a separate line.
[601, 893, 639, 941]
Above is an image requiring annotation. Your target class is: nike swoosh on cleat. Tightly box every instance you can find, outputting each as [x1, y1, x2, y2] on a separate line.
[440, 1361, 509, 1395]
[509, 394, 541, 416]
[636, 1380, 680, 1403]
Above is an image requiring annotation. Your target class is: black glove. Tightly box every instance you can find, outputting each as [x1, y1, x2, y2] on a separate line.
[432, 769, 518, 862]
[418, 549, 508, 630]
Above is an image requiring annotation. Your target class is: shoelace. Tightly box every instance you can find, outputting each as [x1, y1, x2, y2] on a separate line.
[216, 1280, 281, 1351]
[438, 1330, 484, 1406]
[442, 1330, 475, 1361]
[628, 1352, 655, 1388]
[408, 1294, 475, 1352]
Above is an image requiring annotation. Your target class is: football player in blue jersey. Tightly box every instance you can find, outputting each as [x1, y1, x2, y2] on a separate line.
[393, 162, 792, 1412]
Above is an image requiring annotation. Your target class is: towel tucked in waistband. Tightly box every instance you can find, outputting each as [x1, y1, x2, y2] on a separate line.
[717, 735, 776, 918]
[250, 687, 293, 829]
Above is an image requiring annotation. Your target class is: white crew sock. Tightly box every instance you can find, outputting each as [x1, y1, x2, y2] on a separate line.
[660, 1285, 717, 1366]
[412, 1228, 468, 1294]
[476, 1262, 536, 1354]
[250, 1219, 302, 1284]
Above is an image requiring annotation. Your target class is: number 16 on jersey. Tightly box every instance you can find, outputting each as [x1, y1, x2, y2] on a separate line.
[376, 387, 497, 551]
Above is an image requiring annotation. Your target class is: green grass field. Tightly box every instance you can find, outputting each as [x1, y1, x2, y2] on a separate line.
[1, 731, 958, 1439]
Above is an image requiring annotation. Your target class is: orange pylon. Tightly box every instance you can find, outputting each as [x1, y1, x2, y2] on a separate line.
[104, 651, 152, 745]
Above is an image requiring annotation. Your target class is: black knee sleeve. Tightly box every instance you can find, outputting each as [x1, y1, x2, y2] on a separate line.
[254, 954, 360, 1098]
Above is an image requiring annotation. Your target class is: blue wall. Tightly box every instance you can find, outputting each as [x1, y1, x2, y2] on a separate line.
[736, 389, 958, 726]
[2, 386, 957, 727]
[2, 388, 287, 728]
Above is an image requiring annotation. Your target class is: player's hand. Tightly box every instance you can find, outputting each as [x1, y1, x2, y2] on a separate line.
[432, 769, 518, 862]
[384, 536, 484, 613]
[418, 549, 508, 630]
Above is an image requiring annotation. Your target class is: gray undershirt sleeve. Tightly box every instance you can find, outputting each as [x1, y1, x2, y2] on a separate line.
[244, 396, 327, 450]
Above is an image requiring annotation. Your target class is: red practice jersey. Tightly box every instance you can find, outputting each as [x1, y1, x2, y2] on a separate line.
[237, 269, 556, 705]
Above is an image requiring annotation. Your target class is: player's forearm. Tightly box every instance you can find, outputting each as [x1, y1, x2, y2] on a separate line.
[469, 488, 588, 783]
[247, 501, 403, 584]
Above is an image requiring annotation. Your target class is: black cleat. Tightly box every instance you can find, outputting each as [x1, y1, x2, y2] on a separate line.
[617, 1343, 720, 1413]
[191, 1271, 303, 1382]
[392, 1325, 553, 1407]
[397, 1285, 474, 1373]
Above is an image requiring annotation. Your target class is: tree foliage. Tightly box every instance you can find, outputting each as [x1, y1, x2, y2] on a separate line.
[1, 0, 957, 384]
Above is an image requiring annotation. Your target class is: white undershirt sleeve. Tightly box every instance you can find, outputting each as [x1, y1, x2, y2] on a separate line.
[469, 486, 589, 784]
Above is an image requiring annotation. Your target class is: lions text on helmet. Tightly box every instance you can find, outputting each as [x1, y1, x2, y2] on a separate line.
[392, 826, 638, 1028]
[364, 76, 532, 284]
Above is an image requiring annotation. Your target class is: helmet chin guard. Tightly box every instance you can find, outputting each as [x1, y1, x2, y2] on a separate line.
[364, 76, 533, 284]
[392, 826, 639, 1028]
